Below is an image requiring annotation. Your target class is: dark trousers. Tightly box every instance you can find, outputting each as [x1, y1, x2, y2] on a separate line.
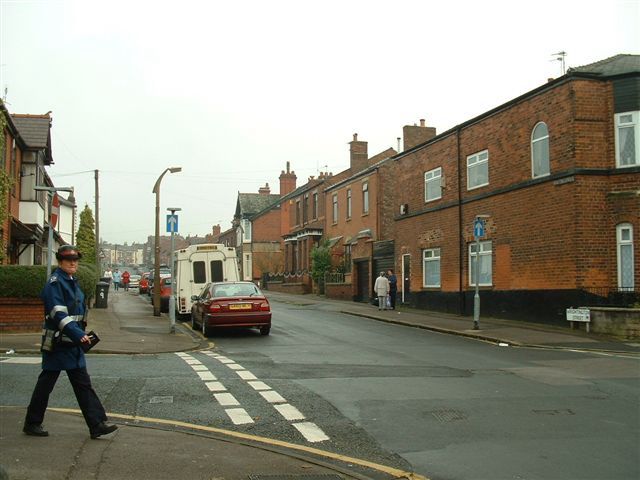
[25, 368, 107, 431]
[389, 289, 397, 309]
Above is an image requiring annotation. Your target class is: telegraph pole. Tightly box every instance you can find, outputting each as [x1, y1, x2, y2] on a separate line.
[95, 169, 100, 267]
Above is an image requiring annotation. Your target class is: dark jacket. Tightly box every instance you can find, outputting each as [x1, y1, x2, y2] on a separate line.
[41, 267, 87, 371]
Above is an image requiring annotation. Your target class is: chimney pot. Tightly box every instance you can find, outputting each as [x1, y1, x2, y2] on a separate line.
[420, 119, 425, 127]
[353, 133, 358, 141]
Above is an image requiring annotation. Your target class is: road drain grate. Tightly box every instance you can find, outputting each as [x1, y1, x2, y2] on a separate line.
[149, 395, 174, 404]
[248, 476, 344, 480]
[430, 408, 468, 423]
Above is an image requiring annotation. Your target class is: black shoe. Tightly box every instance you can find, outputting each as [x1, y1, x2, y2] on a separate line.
[90, 422, 118, 439]
[23, 424, 49, 437]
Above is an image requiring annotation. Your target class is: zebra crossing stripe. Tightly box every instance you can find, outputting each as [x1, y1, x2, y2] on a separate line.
[225, 408, 254, 425]
[214, 393, 240, 406]
[293, 422, 330, 443]
[274, 403, 305, 421]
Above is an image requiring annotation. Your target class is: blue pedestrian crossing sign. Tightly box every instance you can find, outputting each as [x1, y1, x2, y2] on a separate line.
[166, 214, 179, 233]
[473, 218, 485, 238]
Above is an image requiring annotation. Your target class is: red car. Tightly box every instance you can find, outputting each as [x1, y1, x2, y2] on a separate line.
[159, 277, 172, 313]
[190, 281, 271, 336]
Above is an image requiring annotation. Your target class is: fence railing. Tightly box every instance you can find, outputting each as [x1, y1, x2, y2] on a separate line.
[325, 272, 345, 284]
[579, 287, 639, 308]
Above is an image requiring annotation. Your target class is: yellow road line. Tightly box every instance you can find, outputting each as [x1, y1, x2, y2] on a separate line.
[48, 407, 428, 480]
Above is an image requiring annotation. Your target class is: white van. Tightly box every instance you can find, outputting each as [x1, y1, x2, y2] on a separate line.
[173, 244, 240, 318]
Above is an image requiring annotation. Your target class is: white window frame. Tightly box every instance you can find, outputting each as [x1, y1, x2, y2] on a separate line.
[241, 219, 251, 243]
[423, 248, 441, 287]
[617, 223, 635, 290]
[615, 111, 639, 168]
[469, 240, 492, 286]
[424, 167, 442, 202]
[531, 122, 550, 178]
[332, 194, 338, 224]
[346, 189, 352, 219]
[362, 182, 369, 214]
[467, 150, 489, 190]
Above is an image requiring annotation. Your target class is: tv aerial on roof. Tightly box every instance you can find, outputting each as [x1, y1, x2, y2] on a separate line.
[552, 51, 568, 75]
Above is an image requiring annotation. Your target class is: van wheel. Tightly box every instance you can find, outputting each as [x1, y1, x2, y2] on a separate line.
[260, 326, 271, 336]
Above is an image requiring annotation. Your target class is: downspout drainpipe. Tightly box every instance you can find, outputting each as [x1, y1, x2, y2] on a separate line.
[456, 126, 465, 316]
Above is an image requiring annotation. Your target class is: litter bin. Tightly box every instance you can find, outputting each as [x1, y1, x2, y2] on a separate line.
[95, 281, 110, 308]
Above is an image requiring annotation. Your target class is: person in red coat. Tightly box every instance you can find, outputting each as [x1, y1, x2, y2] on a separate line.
[122, 271, 130, 292]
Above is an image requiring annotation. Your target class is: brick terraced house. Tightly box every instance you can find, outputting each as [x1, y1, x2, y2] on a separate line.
[383, 54, 639, 324]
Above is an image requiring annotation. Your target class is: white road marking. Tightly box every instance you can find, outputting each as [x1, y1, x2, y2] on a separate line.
[214, 393, 240, 406]
[259, 390, 286, 404]
[175, 352, 190, 357]
[197, 371, 216, 381]
[226, 363, 244, 370]
[190, 365, 209, 371]
[293, 422, 330, 443]
[247, 381, 271, 391]
[217, 357, 234, 364]
[0, 357, 41, 364]
[274, 403, 305, 421]
[205, 381, 227, 392]
[236, 370, 257, 380]
[185, 359, 202, 365]
[225, 408, 254, 425]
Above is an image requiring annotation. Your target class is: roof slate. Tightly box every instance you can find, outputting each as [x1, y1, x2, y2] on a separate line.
[237, 193, 281, 217]
[568, 54, 640, 76]
[11, 114, 52, 149]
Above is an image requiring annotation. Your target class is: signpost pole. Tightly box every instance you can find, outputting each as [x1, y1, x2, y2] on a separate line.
[167, 208, 181, 333]
[472, 216, 489, 330]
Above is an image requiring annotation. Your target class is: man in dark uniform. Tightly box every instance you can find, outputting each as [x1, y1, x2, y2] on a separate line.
[23, 245, 118, 439]
[387, 269, 398, 310]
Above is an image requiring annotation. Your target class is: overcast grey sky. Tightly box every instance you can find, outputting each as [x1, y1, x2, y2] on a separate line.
[2, 0, 638, 245]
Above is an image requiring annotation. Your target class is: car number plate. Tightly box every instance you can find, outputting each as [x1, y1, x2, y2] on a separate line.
[229, 303, 252, 310]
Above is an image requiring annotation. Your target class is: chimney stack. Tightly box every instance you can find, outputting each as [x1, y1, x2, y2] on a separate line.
[349, 133, 368, 173]
[212, 224, 221, 237]
[258, 183, 271, 195]
[402, 118, 437, 151]
[279, 161, 297, 195]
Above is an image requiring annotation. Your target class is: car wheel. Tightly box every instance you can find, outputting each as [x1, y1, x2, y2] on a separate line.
[259, 326, 271, 336]
[201, 319, 211, 337]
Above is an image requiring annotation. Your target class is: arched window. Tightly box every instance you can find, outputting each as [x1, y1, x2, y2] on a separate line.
[531, 122, 550, 178]
[617, 224, 635, 290]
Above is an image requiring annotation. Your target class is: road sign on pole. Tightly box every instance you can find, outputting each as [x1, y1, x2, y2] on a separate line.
[166, 214, 178, 233]
[473, 218, 485, 238]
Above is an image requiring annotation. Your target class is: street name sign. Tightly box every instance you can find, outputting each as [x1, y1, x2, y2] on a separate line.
[566, 308, 590, 322]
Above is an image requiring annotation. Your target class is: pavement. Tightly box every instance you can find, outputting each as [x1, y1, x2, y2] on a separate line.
[1, 288, 639, 480]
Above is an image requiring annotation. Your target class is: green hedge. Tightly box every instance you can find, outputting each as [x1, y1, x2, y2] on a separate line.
[0, 264, 100, 300]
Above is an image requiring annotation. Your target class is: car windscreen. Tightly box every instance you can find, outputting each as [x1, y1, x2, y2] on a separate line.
[213, 284, 260, 297]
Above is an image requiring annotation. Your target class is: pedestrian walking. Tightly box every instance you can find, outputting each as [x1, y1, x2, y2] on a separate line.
[103, 268, 113, 283]
[373, 271, 390, 311]
[387, 269, 397, 309]
[23, 245, 118, 439]
[122, 270, 130, 292]
[112, 269, 121, 292]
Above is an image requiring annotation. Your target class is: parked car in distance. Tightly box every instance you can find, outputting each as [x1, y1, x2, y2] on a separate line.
[128, 274, 141, 289]
[139, 273, 150, 294]
[190, 281, 271, 336]
[160, 277, 172, 313]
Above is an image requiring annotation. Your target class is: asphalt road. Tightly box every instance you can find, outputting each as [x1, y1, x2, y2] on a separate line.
[2, 296, 639, 480]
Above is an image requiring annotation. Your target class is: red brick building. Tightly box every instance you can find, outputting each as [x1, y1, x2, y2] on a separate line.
[383, 54, 639, 323]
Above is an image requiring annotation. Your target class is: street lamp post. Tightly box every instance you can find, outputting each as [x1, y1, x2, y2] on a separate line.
[167, 207, 181, 333]
[152, 167, 182, 316]
[34, 185, 74, 278]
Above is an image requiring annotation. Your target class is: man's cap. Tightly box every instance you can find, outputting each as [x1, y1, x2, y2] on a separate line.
[56, 245, 82, 261]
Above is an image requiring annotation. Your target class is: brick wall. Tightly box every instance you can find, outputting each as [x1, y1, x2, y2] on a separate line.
[383, 76, 639, 323]
[0, 297, 43, 332]
[325, 282, 353, 301]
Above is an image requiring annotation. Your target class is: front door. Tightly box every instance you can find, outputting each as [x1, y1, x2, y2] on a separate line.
[355, 260, 369, 302]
